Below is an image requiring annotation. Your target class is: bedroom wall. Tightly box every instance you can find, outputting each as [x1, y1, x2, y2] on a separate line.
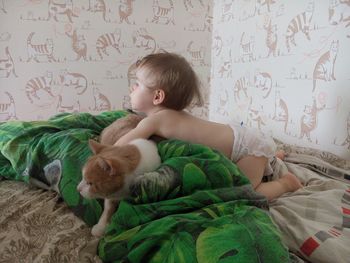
[0, 0, 212, 121]
[210, 0, 350, 160]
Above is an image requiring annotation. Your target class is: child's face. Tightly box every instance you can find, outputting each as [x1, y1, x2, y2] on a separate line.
[130, 67, 156, 113]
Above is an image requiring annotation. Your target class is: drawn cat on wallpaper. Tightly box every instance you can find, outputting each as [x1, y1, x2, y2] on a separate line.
[312, 40, 339, 92]
[255, 0, 276, 14]
[220, 0, 234, 22]
[88, 0, 108, 21]
[254, 72, 272, 99]
[285, 1, 314, 52]
[248, 101, 265, 130]
[25, 71, 54, 104]
[48, 0, 78, 23]
[329, 0, 350, 26]
[59, 70, 88, 95]
[273, 91, 289, 133]
[27, 32, 56, 63]
[0, 92, 16, 121]
[57, 95, 80, 113]
[300, 98, 325, 142]
[233, 76, 249, 102]
[90, 87, 111, 111]
[240, 32, 255, 62]
[66, 29, 87, 61]
[132, 28, 157, 53]
[213, 36, 223, 56]
[0, 47, 17, 78]
[184, 0, 205, 12]
[96, 29, 121, 60]
[264, 20, 278, 57]
[119, 0, 134, 24]
[187, 41, 206, 66]
[151, 0, 175, 25]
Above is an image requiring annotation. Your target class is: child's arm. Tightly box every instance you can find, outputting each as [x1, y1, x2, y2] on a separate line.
[114, 116, 159, 146]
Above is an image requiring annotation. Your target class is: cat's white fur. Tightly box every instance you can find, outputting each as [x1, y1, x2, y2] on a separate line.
[78, 138, 161, 237]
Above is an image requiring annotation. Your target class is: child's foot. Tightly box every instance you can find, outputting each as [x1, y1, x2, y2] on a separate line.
[278, 172, 303, 193]
[275, 150, 286, 160]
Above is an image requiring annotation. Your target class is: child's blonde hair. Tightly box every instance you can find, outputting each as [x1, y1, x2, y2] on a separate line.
[136, 52, 203, 110]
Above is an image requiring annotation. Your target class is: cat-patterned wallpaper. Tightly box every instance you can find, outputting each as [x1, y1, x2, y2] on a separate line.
[0, 0, 212, 121]
[210, 0, 350, 160]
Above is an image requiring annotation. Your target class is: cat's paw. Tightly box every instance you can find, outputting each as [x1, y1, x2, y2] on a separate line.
[91, 223, 106, 237]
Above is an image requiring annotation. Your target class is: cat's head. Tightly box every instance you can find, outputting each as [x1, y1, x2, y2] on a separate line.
[77, 140, 140, 199]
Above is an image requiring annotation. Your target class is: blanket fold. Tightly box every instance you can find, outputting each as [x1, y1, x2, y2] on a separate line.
[0, 111, 291, 263]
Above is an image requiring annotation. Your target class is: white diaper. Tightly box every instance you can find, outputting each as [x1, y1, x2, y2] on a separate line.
[229, 122, 276, 176]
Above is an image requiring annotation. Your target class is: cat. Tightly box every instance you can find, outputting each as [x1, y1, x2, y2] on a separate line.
[285, 1, 314, 52]
[27, 32, 56, 63]
[25, 71, 54, 103]
[187, 41, 206, 66]
[88, 0, 107, 21]
[48, 0, 78, 23]
[59, 69, 88, 95]
[66, 29, 87, 61]
[151, 0, 175, 25]
[273, 91, 289, 133]
[299, 98, 325, 142]
[96, 29, 121, 60]
[254, 72, 272, 99]
[312, 40, 339, 92]
[0, 91, 16, 121]
[77, 137, 161, 237]
[264, 20, 278, 57]
[119, 0, 134, 24]
[0, 46, 17, 78]
[90, 86, 111, 111]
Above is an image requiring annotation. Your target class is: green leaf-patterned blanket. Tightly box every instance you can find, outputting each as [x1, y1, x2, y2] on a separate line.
[0, 111, 290, 262]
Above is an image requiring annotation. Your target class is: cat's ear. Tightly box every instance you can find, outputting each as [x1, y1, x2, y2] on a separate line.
[89, 139, 105, 154]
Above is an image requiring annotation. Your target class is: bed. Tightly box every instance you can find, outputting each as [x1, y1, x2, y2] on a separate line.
[0, 111, 349, 263]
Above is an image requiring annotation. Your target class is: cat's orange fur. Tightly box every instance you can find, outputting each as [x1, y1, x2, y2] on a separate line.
[77, 113, 161, 237]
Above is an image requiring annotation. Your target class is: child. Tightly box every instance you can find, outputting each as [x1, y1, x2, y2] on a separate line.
[115, 51, 302, 201]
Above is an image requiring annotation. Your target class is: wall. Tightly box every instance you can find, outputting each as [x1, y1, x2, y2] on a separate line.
[0, 0, 212, 121]
[210, 0, 350, 160]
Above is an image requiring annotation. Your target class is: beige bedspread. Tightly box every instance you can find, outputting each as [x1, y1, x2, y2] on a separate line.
[0, 180, 101, 263]
[270, 143, 350, 263]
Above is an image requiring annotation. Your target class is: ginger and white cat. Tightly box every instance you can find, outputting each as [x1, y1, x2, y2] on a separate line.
[77, 114, 161, 237]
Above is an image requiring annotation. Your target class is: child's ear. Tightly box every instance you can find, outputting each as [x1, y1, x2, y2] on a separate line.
[153, 89, 165, 105]
[89, 139, 105, 154]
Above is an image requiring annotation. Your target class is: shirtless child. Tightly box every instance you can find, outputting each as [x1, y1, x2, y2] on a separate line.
[115, 52, 302, 201]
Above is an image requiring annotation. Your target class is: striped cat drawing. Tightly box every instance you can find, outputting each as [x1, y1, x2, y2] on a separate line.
[187, 41, 206, 66]
[151, 0, 175, 25]
[273, 91, 289, 133]
[119, 0, 134, 24]
[90, 87, 111, 111]
[233, 76, 249, 102]
[0, 47, 17, 78]
[300, 98, 325, 142]
[285, 1, 314, 52]
[66, 29, 87, 61]
[96, 30, 121, 60]
[48, 0, 78, 23]
[25, 71, 54, 103]
[27, 32, 56, 62]
[0, 92, 16, 121]
[312, 40, 339, 92]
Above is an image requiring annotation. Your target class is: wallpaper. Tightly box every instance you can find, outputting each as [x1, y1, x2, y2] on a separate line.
[0, 0, 212, 121]
[0, 0, 349, 160]
[210, 0, 350, 160]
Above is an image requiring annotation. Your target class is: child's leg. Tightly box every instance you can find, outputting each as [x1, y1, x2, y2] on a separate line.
[237, 155, 302, 201]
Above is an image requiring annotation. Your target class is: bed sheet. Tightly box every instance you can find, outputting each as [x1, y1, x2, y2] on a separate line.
[0, 179, 101, 263]
[269, 143, 350, 263]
